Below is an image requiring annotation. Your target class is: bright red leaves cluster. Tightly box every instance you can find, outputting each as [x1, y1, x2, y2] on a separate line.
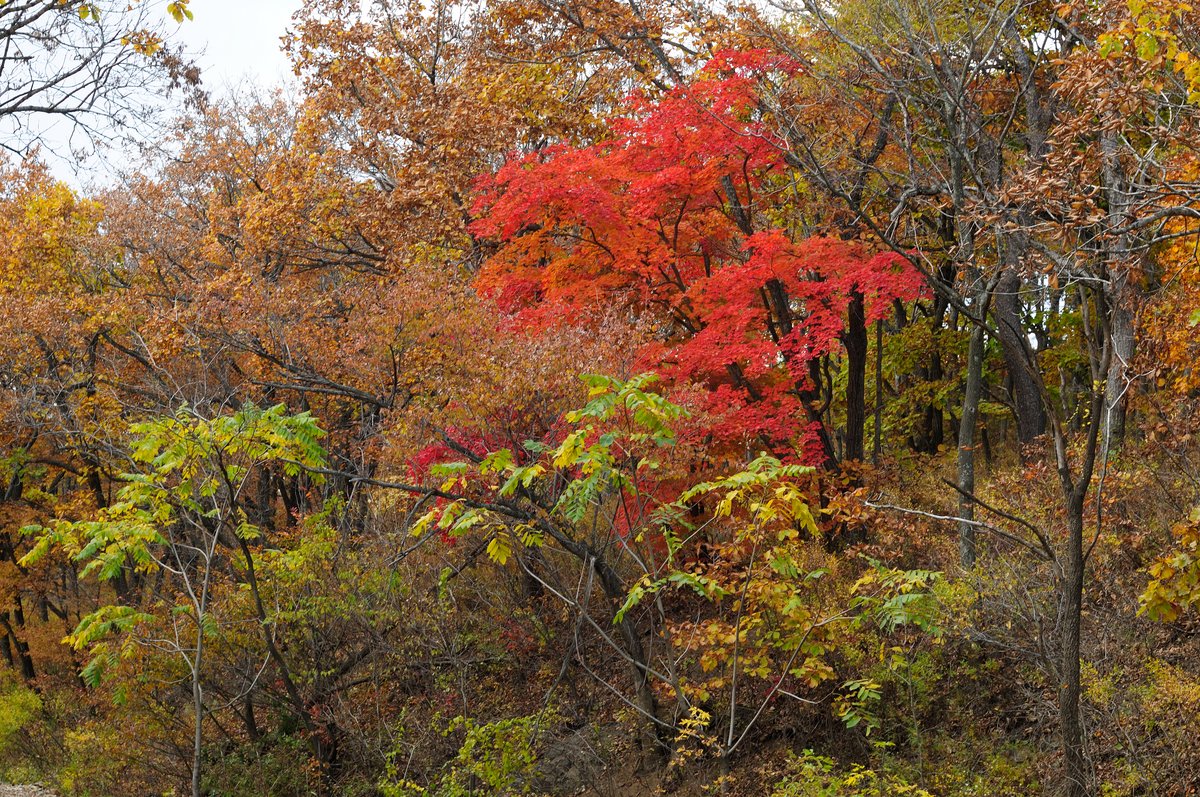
[472, 50, 924, 462]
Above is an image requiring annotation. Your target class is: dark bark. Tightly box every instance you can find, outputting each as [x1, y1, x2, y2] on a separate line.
[873, 319, 884, 464]
[1059, 494, 1088, 797]
[765, 277, 837, 469]
[842, 290, 868, 462]
[243, 696, 260, 743]
[0, 606, 36, 681]
[912, 270, 954, 454]
[234, 536, 320, 745]
[911, 350, 946, 454]
[800, 355, 839, 471]
[994, 268, 1045, 445]
[592, 552, 662, 747]
[520, 504, 666, 750]
[1053, 302, 1109, 797]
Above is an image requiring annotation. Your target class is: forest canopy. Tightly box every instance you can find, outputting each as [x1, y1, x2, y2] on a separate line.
[1, 1, 1200, 796]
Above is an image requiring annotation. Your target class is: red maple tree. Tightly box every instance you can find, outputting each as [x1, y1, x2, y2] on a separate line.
[472, 50, 924, 466]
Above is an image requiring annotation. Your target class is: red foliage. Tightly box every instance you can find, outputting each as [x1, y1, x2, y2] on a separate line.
[472, 50, 924, 460]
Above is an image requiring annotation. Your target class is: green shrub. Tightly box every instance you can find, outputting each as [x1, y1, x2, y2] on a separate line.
[201, 734, 317, 797]
[771, 750, 933, 797]
[0, 678, 42, 783]
[381, 713, 548, 797]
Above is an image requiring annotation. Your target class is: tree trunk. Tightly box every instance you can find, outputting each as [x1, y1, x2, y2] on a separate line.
[1, 604, 36, 681]
[1053, 351, 1106, 797]
[1059, 490, 1089, 797]
[592, 554, 661, 745]
[995, 268, 1045, 445]
[957, 324, 986, 567]
[514, 509, 665, 754]
[1097, 125, 1132, 448]
[912, 353, 946, 453]
[873, 319, 884, 464]
[243, 696, 260, 743]
[913, 283, 951, 454]
[192, 634, 204, 797]
[0, 628, 13, 668]
[842, 290, 868, 462]
[765, 277, 837, 469]
[1104, 300, 1134, 445]
[800, 355, 839, 470]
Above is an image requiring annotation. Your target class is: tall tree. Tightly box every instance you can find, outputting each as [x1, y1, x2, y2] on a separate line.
[473, 52, 925, 466]
[751, 1, 1200, 792]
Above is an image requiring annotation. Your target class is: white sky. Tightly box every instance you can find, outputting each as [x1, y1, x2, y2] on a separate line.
[176, 0, 301, 91]
[31, 0, 302, 185]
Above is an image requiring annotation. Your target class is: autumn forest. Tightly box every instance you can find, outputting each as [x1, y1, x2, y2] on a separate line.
[1, 0, 1200, 795]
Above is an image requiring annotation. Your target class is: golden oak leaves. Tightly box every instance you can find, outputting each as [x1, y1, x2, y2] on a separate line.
[1141, 505, 1200, 622]
[1142, 220, 1200, 396]
[98, 86, 627, 478]
[0, 159, 106, 309]
[290, 0, 612, 253]
[0, 158, 119, 413]
[1097, 0, 1200, 103]
[0, 157, 131, 534]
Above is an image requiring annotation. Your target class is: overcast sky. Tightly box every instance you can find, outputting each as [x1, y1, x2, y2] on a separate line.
[33, 0, 302, 185]
[177, 0, 300, 91]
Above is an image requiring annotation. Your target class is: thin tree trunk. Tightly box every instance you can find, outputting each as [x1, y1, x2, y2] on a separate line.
[2, 603, 36, 681]
[843, 290, 868, 462]
[1054, 320, 1108, 797]
[192, 630, 204, 797]
[957, 324, 986, 567]
[1059, 491, 1088, 797]
[235, 537, 320, 748]
[591, 554, 660, 743]
[912, 357, 946, 453]
[873, 319, 883, 464]
[766, 277, 837, 469]
[0, 628, 13, 668]
[243, 696, 260, 742]
[995, 268, 1045, 446]
[1104, 291, 1134, 444]
[1100, 131, 1135, 447]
